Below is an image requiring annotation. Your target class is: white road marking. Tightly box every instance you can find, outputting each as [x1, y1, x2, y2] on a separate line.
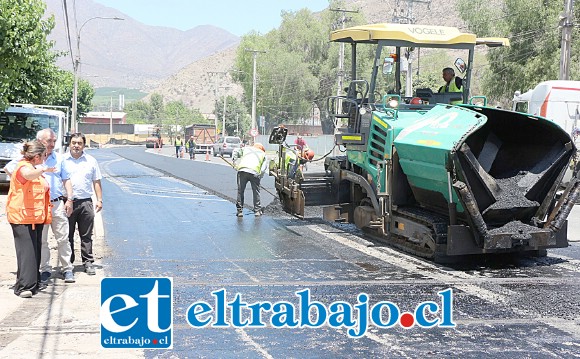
[235, 328, 274, 359]
[304, 224, 580, 340]
[101, 159, 226, 202]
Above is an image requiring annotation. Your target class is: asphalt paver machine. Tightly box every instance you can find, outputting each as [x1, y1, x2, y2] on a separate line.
[269, 23, 579, 262]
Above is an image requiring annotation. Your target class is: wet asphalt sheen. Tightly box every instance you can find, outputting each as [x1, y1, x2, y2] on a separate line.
[95, 147, 580, 358]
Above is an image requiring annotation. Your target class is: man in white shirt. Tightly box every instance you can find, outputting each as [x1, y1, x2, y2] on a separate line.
[63, 133, 103, 275]
[37, 129, 75, 284]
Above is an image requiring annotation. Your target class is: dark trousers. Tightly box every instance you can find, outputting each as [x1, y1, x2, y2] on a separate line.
[68, 199, 95, 264]
[11, 223, 44, 295]
[188, 147, 195, 159]
[175, 146, 181, 157]
[236, 171, 261, 212]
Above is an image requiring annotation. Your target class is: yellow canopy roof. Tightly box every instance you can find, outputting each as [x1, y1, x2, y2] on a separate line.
[330, 23, 508, 47]
[476, 37, 511, 47]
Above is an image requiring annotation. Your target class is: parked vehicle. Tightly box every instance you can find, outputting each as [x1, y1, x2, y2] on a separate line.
[0, 104, 66, 184]
[513, 80, 580, 144]
[185, 124, 216, 154]
[513, 80, 580, 184]
[212, 136, 242, 157]
[145, 125, 163, 148]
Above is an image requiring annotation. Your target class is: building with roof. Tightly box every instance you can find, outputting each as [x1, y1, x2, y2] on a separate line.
[81, 111, 127, 125]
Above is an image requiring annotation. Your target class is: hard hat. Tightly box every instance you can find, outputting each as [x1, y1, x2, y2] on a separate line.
[304, 149, 314, 161]
[253, 142, 265, 152]
[410, 97, 423, 105]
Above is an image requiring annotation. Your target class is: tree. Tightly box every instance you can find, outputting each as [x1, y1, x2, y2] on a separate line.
[149, 93, 165, 124]
[45, 69, 94, 117]
[214, 96, 249, 137]
[0, 0, 60, 109]
[165, 100, 207, 138]
[457, 0, 577, 105]
[124, 100, 153, 124]
[232, 2, 368, 133]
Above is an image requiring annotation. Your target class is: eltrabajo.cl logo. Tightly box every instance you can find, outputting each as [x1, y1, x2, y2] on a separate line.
[100, 277, 173, 349]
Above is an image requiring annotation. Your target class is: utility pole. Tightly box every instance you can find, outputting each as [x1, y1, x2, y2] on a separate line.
[207, 71, 228, 139]
[559, 0, 574, 80]
[330, 8, 358, 97]
[245, 49, 266, 141]
[72, 16, 124, 133]
[109, 90, 117, 136]
[109, 95, 113, 136]
[220, 86, 230, 136]
[392, 0, 431, 96]
[175, 106, 179, 141]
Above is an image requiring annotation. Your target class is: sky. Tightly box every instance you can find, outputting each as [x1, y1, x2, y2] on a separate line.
[93, 0, 330, 36]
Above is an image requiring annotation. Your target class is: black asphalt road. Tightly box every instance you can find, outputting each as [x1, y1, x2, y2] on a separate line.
[111, 146, 277, 209]
[94, 147, 580, 358]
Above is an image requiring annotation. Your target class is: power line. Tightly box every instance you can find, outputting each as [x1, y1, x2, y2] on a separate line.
[61, 0, 75, 68]
[329, 8, 358, 97]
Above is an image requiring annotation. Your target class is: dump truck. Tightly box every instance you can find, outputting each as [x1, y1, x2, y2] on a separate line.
[185, 124, 216, 154]
[269, 23, 578, 262]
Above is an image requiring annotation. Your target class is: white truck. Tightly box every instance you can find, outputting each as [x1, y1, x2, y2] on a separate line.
[513, 80, 580, 143]
[0, 104, 67, 184]
[513, 80, 580, 185]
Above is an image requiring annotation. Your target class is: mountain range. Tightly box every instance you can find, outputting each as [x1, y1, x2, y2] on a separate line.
[43, 0, 462, 113]
[44, 0, 239, 91]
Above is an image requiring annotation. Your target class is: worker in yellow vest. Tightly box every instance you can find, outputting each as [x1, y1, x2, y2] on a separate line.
[284, 147, 314, 178]
[175, 136, 183, 158]
[233, 143, 268, 217]
[438, 67, 463, 105]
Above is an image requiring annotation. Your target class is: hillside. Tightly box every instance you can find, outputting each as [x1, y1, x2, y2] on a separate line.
[145, 46, 244, 116]
[147, 0, 465, 112]
[44, 0, 240, 90]
[355, 0, 464, 29]
[43, 0, 468, 111]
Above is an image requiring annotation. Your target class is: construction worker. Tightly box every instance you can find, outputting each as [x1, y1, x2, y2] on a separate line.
[174, 136, 183, 158]
[294, 135, 307, 152]
[284, 147, 314, 178]
[186, 136, 196, 160]
[284, 150, 299, 179]
[233, 143, 268, 217]
[438, 67, 463, 105]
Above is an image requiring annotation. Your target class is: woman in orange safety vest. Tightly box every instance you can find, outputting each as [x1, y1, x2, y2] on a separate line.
[6, 140, 54, 298]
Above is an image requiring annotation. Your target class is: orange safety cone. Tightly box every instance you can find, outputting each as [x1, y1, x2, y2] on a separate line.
[205, 147, 210, 161]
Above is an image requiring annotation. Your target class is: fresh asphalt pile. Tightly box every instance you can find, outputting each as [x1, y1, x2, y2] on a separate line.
[485, 173, 540, 212]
